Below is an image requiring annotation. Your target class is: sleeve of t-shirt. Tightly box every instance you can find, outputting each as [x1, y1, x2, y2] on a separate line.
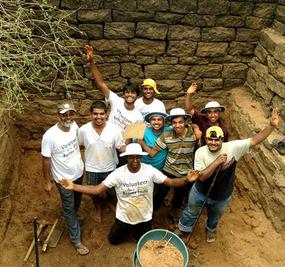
[191, 110, 203, 125]
[194, 147, 207, 171]
[153, 132, 167, 152]
[148, 165, 167, 184]
[102, 171, 117, 188]
[41, 132, 52, 157]
[108, 90, 122, 106]
[228, 139, 251, 161]
[114, 128, 125, 149]
[77, 126, 84, 146]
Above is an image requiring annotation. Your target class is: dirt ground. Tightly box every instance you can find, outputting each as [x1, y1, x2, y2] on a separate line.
[0, 150, 284, 267]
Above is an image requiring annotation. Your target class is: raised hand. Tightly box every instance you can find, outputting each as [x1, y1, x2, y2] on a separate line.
[187, 83, 198, 95]
[270, 108, 279, 129]
[187, 169, 200, 182]
[85, 44, 94, 63]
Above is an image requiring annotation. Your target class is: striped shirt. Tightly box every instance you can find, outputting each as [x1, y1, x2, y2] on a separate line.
[153, 127, 196, 177]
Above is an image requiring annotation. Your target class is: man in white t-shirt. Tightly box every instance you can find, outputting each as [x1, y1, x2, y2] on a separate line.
[78, 101, 125, 222]
[135, 78, 166, 118]
[178, 109, 279, 243]
[41, 103, 89, 255]
[61, 143, 199, 245]
[85, 45, 143, 135]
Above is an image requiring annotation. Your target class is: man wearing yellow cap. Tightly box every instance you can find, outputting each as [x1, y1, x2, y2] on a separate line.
[177, 109, 279, 243]
[135, 78, 166, 117]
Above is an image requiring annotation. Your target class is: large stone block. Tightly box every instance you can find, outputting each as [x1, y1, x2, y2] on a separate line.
[223, 63, 248, 79]
[230, 2, 253, 16]
[250, 58, 268, 79]
[168, 25, 200, 41]
[236, 28, 260, 42]
[104, 0, 136, 11]
[228, 42, 255, 56]
[260, 29, 285, 56]
[198, 0, 229, 15]
[271, 20, 285, 36]
[104, 22, 135, 39]
[179, 56, 209, 65]
[253, 3, 277, 18]
[78, 24, 103, 39]
[274, 43, 285, 65]
[145, 64, 189, 80]
[154, 12, 183, 24]
[61, 0, 101, 9]
[276, 5, 285, 24]
[113, 10, 155, 22]
[246, 16, 272, 30]
[254, 44, 268, 64]
[196, 42, 228, 57]
[216, 16, 245, 27]
[90, 39, 129, 55]
[202, 27, 235, 42]
[224, 79, 244, 88]
[167, 40, 197, 57]
[182, 14, 216, 27]
[156, 80, 182, 92]
[121, 63, 144, 78]
[136, 22, 168, 40]
[95, 63, 120, 79]
[246, 68, 259, 89]
[135, 56, 156, 64]
[102, 55, 136, 63]
[266, 74, 285, 98]
[129, 39, 166, 56]
[187, 64, 222, 79]
[202, 78, 223, 91]
[77, 10, 111, 23]
[157, 56, 178, 65]
[255, 81, 274, 105]
[137, 0, 169, 11]
[169, 0, 197, 13]
[267, 56, 285, 84]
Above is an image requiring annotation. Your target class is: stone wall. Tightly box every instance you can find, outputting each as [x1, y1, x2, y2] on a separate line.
[246, 1, 285, 134]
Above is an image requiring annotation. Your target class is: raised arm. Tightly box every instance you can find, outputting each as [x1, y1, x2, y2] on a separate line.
[163, 170, 200, 187]
[86, 45, 110, 98]
[250, 108, 279, 147]
[61, 179, 108, 195]
[185, 83, 198, 115]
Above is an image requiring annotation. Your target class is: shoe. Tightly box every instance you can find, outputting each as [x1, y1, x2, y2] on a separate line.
[206, 229, 216, 243]
[75, 243, 89, 255]
[272, 139, 285, 155]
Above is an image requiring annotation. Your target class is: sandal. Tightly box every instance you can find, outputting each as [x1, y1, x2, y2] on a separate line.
[272, 139, 285, 155]
[75, 243, 89, 256]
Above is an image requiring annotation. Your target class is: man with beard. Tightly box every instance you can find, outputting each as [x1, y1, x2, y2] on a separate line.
[78, 101, 125, 222]
[135, 78, 166, 117]
[41, 102, 89, 255]
[86, 45, 143, 135]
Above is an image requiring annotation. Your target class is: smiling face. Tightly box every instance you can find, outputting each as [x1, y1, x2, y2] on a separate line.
[206, 137, 223, 152]
[91, 108, 107, 127]
[142, 85, 155, 100]
[150, 116, 164, 132]
[58, 110, 76, 128]
[123, 89, 138, 104]
[206, 108, 220, 124]
[172, 116, 187, 136]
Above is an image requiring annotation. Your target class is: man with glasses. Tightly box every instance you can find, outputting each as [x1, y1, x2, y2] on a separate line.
[41, 102, 89, 255]
[177, 109, 279, 243]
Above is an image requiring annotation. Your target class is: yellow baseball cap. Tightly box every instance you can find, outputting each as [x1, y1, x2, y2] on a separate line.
[206, 126, 224, 139]
[142, 78, 160, 94]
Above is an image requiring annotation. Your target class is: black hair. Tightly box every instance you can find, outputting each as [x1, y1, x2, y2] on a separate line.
[90, 101, 107, 113]
[122, 82, 140, 96]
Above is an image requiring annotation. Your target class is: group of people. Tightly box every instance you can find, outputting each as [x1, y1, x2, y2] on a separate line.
[41, 45, 280, 255]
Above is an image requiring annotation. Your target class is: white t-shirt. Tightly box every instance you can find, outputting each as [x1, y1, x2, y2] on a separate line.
[41, 122, 84, 183]
[107, 91, 144, 134]
[103, 163, 167, 224]
[78, 121, 125, 172]
[135, 97, 166, 118]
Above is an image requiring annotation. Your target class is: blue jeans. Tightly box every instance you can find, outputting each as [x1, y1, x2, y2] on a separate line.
[178, 184, 231, 233]
[56, 176, 83, 244]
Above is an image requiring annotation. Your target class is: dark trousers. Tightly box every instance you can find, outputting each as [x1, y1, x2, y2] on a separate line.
[108, 218, 152, 245]
[153, 172, 193, 211]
